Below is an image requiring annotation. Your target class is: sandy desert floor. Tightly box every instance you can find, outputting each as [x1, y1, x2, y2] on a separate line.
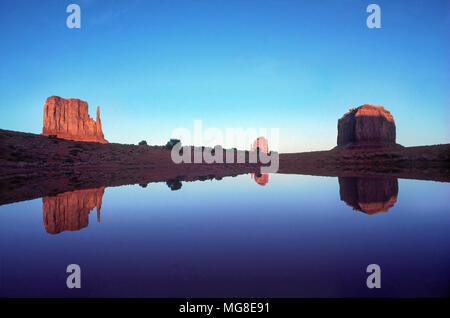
[0, 128, 449, 205]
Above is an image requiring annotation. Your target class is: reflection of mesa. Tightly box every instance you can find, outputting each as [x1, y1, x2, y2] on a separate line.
[42, 96, 108, 144]
[339, 177, 398, 214]
[43, 187, 105, 234]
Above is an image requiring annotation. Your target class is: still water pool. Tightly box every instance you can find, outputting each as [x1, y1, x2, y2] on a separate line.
[0, 174, 449, 297]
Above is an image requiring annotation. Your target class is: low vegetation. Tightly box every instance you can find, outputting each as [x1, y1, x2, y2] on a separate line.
[165, 139, 181, 150]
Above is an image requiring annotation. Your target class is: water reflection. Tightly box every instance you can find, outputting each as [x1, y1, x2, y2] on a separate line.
[42, 186, 105, 234]
[338, 177, 398, 214]
[39, 175, 401, 235]
[166, 178, 183, 191]
[1, 172, 448, 297]
[251, 172, 269, 186]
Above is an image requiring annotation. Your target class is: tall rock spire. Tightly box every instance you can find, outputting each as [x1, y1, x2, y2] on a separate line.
[96, 105, 103, 136]
[96, 106, 100, 122]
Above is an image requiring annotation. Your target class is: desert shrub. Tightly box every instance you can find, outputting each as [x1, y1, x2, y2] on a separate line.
[69, 149, 80, 156]
[138, 140, 147, 146]
[165, 139, 181, 150]
[166, 178, 182, 191]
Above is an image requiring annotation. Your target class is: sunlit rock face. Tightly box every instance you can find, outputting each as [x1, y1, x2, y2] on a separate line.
[251, 137, 269, 153]
[251, 173, 269, 186]
[42, 96, 107, 143]
[42, 186, 105, 234]
[336, 104, 398, 149]
[338, 177, 398, 214]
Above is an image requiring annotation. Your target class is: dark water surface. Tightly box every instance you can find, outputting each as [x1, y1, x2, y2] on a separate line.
[0, 174, 449, 297]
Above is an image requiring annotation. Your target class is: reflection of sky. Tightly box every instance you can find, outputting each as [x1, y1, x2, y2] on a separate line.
[0, 174, 449, 297]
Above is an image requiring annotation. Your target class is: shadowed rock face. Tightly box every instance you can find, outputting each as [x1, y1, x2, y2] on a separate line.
[337, 104, 397, 149]
[42, 96, 107, 144]
[42, 186, 105, 234]
[338, 177, 398, 214]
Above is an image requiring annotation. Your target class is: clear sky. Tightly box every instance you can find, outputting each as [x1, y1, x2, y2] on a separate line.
[0, 0, 448, 152]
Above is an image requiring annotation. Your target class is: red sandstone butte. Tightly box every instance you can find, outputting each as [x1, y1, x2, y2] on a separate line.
[336, 104, 399, 149]
[42, 186, 105, 234]
[251, 137, 269, 153]
[42, 96, 108, 143]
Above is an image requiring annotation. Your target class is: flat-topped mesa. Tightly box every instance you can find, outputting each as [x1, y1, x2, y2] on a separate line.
[336, 104, 401, 149]
[42, 96, 108, 143]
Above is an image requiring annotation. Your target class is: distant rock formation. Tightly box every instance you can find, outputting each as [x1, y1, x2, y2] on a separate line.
[336, 104, 400, 149]
[42, 96, 108, 143]
[42, 186, 105, 234]
[338, 177, 398, 214]
[251, 137, 269, 153]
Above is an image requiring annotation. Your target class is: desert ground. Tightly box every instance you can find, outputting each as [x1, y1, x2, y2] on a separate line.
[1, 128, 449, 206]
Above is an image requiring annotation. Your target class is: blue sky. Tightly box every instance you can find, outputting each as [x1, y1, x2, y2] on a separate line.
[0, 0, 448, 152]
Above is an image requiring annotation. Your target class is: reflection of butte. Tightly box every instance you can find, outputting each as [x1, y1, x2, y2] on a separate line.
[251, 173, 269, 186]
[338, 177, 398, 214]
[42, 186, 106, 234]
